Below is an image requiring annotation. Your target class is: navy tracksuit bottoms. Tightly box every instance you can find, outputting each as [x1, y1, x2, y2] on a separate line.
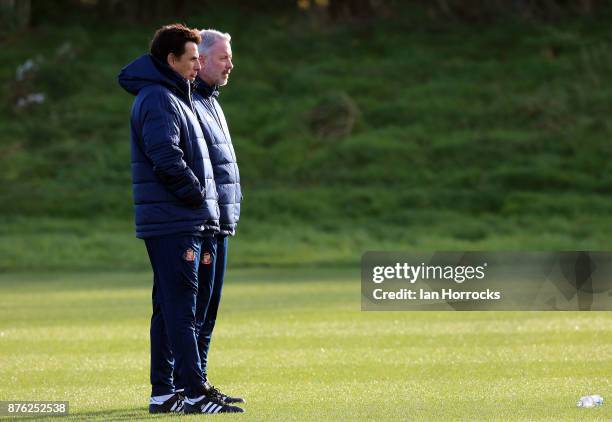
[146, 235, 206, 398]
[146, 234, 228, 397]
[196, 234, 228, 379]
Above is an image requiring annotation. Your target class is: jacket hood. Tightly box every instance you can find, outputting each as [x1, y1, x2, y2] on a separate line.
[118, 54, 191, 98]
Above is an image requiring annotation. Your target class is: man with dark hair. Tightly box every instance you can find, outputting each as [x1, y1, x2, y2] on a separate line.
[190, 28, 244, 404]
[118, 24, 244, 414]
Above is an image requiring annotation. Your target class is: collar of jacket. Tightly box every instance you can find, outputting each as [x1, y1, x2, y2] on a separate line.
[194, 77, 220, 98]
[149, 55, 192, 101]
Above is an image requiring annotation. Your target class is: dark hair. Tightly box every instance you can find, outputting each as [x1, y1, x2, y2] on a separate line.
[149, 23, 201, 64]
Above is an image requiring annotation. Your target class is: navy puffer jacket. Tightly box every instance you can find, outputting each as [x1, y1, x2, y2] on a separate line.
[193, 78, 241, 236]
[118, 55, 219, 238]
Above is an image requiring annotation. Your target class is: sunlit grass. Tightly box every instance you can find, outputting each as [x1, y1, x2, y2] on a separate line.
[0, 269, 610, 421]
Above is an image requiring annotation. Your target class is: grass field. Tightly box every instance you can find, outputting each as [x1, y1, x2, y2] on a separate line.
[2, 11, 612, 270]
[2, 6, 611, 420]
[0, 269, 610, 421]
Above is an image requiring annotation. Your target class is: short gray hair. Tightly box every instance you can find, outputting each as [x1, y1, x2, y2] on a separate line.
[198, 29, 231, 55]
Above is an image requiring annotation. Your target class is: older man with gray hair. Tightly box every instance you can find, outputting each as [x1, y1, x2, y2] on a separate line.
[187, 28, 244, 406]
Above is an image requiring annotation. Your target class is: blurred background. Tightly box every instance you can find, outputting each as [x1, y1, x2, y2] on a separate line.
[1, 0, 611, 271]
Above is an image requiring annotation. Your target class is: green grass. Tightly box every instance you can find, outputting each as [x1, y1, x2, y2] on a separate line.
[1, 212, 610, 271]
[0, 269, 610, 421]
[2, 11, 612, 269]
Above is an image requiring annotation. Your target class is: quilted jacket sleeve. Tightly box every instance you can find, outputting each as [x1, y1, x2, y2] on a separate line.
[140, 91, 204, 207]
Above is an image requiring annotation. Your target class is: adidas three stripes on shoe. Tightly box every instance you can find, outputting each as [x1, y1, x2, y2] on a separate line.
[184, 395, 244, 414]
[148, 392, 184, 414]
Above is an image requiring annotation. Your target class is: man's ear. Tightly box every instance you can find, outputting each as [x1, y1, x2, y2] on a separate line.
[167, 52, 176, 67]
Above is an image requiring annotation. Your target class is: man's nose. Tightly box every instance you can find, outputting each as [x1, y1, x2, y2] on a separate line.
[228, 59, 234, 70]
[195, 60, 201, 71]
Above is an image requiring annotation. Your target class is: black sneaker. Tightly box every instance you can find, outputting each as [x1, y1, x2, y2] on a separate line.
[184, 395, 244, 414]
[148, 392, 184, 414]
[203, 380, 246, 404]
